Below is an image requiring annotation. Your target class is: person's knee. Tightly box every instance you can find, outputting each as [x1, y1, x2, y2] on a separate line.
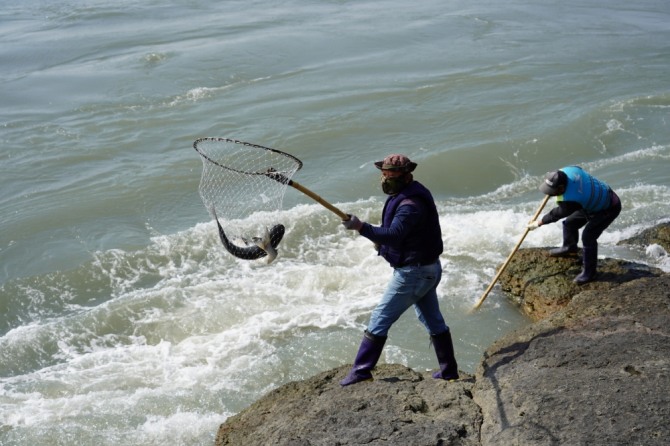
[581, 233, 598, 248]
[366, 326, 390, 338]
[563, 213, 587, 228]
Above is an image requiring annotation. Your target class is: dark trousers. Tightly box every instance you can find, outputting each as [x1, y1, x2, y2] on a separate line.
[563, 194, 622, 249]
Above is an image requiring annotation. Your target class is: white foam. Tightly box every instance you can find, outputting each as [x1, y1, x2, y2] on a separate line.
[2, 182, 669, 443]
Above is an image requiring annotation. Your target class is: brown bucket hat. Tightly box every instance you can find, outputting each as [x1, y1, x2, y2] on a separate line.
[374, 154, 417, 172]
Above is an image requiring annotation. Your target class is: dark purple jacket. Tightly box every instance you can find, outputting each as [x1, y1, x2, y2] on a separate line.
[359, 181, 443, 267]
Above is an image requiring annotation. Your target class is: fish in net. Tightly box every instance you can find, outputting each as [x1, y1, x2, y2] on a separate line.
[193, 137, 302, 263]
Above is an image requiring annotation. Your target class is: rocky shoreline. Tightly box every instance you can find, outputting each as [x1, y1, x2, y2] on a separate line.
[215, 222, 670, 445]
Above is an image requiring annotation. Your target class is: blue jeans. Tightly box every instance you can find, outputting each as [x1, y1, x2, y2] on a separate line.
[367, 260, 449, 337]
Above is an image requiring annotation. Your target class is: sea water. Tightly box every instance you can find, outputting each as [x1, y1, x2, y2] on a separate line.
[1, 0, 669, 444]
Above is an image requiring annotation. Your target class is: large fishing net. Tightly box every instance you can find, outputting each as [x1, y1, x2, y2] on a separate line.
[193, 137, 302, 260]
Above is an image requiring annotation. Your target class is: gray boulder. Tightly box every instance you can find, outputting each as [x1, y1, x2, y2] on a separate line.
[215, 365, 481, 446]
[475, 274, 670, 445]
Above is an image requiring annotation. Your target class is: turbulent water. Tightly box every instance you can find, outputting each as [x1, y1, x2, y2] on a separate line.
[1, 0, 669, 444]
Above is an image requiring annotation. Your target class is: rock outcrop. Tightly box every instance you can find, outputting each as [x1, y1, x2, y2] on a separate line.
[617, 221, 670, 250]
[215, 224, 670, 446]
[475, 274, 670, 445]
[497, 247, 663, 320]
[216, 365, 481, 446]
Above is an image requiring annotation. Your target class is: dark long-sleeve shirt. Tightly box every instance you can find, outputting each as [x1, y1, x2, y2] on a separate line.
[359, 203, 421, 247]
[541, 201, 584, 225]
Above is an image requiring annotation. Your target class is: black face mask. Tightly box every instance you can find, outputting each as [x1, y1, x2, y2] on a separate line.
[381, 175, 408, 195]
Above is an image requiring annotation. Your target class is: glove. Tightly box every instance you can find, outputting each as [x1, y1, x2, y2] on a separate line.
[342, 214, 363, 231]
[526, 220, 541, 231]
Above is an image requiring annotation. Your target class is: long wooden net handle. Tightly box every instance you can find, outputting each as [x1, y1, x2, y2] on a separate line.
[470, 194, 551, 312]
[289, 180, 349, 220]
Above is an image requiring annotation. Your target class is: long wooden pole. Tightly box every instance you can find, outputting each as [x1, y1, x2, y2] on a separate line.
[264, 170, 350, 220]
[289, 180, 349, 220]
[470, 194, 551, 312]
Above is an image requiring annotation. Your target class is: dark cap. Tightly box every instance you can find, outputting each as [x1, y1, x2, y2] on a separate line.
[539, 170, 567, 195]
[374, 154, 417, 172]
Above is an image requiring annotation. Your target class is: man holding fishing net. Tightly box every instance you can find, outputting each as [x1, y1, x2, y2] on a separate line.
[193, 140, 458, 385]
[340, 154, 459, 386]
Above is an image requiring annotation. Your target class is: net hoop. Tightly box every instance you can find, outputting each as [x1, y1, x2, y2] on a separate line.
[193, 137, 303, 261]
[193, 137, 303, 175]
[193, 137, 351, 261]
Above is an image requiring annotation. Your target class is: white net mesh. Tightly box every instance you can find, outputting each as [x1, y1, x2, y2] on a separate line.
[193, 138, 302, 258]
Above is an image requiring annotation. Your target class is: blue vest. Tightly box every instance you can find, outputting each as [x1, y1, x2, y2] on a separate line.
[558, 166, 612, 212]
[379, 181, 443, 266]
